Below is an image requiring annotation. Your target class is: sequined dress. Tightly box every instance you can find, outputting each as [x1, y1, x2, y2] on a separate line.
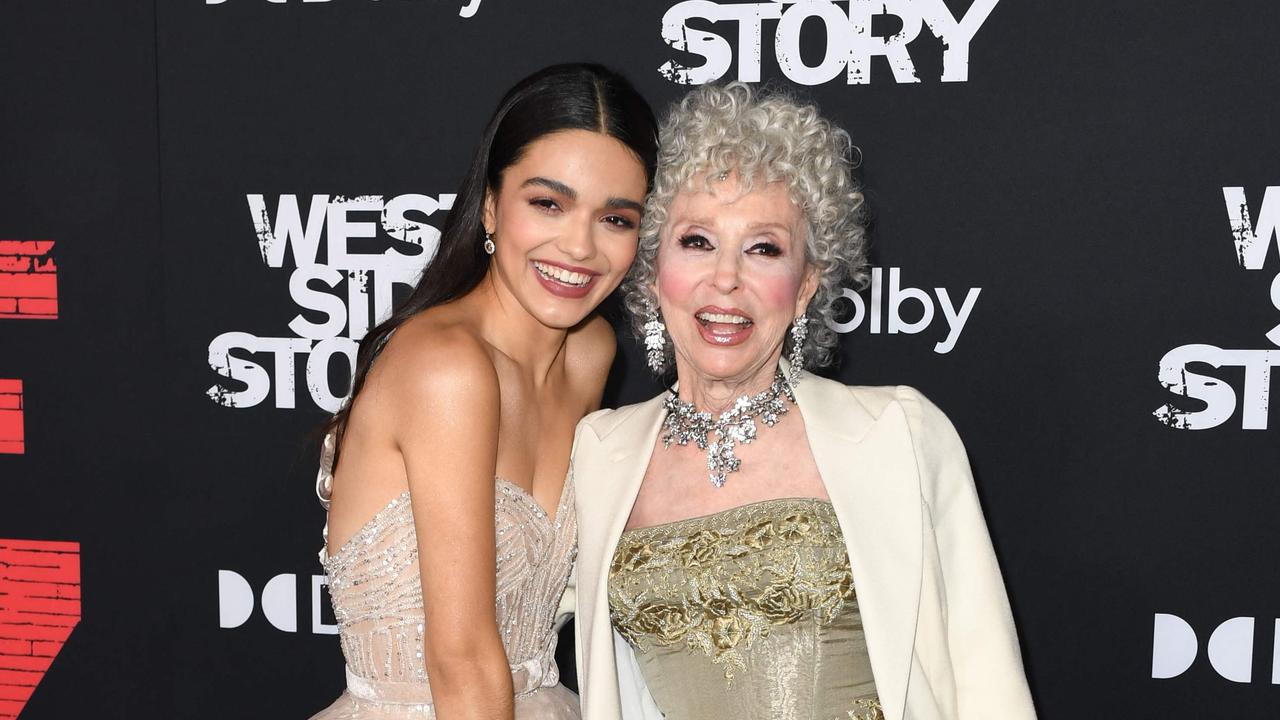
[309, 432, 580, 719]
[608, 497, 881, 720]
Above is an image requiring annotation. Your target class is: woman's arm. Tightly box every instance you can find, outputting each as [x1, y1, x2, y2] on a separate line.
[382, 330, 513, 719]
[897, 386, 1037, 719]
[556, 317, 614, 630]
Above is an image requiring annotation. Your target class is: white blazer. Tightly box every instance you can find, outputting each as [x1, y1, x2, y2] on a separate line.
[568, 373, 1037, 720]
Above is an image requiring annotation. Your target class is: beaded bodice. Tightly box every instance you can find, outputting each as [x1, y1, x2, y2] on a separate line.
[315, 432, 578, 702]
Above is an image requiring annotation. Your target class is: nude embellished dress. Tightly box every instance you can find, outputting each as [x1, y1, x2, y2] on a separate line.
[309, 431, 580, 719]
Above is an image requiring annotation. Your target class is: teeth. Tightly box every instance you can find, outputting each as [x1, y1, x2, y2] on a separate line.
[696, 312, 751, 325]
[533, 261, 592, 287]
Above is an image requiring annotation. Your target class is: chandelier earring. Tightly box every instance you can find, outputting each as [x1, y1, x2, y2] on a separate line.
[787, 315, 808, 386]
[643, 302, 668, 374]
[483, 231, 496, 255]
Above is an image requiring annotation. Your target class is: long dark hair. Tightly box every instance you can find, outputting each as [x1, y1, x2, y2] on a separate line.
[324, 63, 658, 450]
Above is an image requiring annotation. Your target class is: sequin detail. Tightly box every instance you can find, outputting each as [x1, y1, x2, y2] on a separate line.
[311, 432, 578, 719]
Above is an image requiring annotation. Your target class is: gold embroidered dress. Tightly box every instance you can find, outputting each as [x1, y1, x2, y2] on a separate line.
[608, 497, 881, 720]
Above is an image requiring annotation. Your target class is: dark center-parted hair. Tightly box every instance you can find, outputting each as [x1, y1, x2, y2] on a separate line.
[324, 63, 658, 452]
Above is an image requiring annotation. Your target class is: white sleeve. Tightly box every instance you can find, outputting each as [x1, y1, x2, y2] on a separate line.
[614, 629, 665, 720]
[897, 386, 1038, 719]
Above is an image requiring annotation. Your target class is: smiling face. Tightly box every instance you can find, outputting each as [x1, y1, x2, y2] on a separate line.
[655, 176, 819, 390]
[484, 129, 647, 329]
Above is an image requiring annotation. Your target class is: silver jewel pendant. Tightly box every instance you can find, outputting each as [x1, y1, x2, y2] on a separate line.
[643, 313, 667, 373]
[660, 369, 796, 488]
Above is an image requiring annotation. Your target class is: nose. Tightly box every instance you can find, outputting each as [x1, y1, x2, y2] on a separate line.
[711, 249, 741, 294]
[556, 218, 596, 262]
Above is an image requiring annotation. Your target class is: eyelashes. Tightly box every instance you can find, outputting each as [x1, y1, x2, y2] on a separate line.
[678, 233, 782, 256]
[678, 233, 710, 249]
[529, 198, 637, 230]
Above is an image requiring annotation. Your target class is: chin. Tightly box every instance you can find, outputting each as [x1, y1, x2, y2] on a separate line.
[683, 349, 764, 382]
[529, 298, 599, 329]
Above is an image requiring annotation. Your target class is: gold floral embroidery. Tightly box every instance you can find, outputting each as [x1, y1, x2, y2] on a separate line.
[609, 498, 855, 681]
[629, 602, 692, 645]
[676, 529, 720, 567]
[846, 697, 884, 720]
[611, 542, 656, 574]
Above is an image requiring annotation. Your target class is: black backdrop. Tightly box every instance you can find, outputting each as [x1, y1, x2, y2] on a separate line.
[2, 1, 1279, 717]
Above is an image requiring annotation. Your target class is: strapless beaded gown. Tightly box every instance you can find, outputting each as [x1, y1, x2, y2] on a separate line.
[309, 432, 580, 719]
[609, 497, 881, 720]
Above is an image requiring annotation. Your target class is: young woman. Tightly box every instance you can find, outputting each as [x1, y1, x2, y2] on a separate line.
[308, 64, 657, 720]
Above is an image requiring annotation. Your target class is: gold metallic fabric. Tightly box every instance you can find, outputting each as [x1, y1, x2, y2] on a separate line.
[609, 497, 881, 720]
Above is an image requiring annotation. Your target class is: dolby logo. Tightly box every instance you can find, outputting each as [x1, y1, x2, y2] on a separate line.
[1151, 613, 1280, 684]
[218, 569, 337, 635]
[826, 267, 980, 355]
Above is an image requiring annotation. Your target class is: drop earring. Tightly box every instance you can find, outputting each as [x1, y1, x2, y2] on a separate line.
[787, 316, 808, 386]
[483, 231, 496, 255]
[643, 302, 668, 374]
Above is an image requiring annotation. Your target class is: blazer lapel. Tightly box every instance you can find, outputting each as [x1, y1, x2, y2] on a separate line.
[574, 394, 668, 720]
[578, 376, 923, 720]
[794, 377, 923, 720]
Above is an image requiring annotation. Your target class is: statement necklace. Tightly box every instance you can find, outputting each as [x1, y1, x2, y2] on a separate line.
[661, 369, 796, 488]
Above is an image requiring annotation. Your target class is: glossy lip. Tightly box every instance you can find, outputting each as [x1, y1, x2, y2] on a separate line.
[530, 259, 600, 300]
[694, 305, 754, 347]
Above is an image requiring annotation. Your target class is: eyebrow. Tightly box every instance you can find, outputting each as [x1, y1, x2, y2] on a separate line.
[746, 222, 794, 235]
[522, 176, 577, 198]
[521, 176, 643, 214]
[675, 218, 794, 236]
[605, 197, 644, 214]
[678, 216, 716, 228]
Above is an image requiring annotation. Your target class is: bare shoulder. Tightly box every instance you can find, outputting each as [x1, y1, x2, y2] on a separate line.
[568, 314, 617, 366]
[566, 314, 617, 386]
[364, 311, 500, 426]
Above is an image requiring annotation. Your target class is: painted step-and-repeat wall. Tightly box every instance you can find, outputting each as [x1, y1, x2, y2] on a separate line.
[2, 1, 1278, 717]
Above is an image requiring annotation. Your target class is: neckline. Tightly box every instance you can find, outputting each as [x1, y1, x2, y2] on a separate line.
[621, 495, 833, 537]
[496, 475, 572, 526]
[325, 476, 572, 564]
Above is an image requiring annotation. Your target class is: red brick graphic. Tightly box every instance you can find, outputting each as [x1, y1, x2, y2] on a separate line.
[0, 242, 57, 320]
[0, 540, 80, 719]
[0, 382, 20, 455]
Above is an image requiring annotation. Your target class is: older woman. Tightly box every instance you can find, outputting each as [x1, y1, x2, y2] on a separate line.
[569, 84, 1036, 720]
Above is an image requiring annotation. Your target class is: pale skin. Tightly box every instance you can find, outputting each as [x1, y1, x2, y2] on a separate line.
[325, 129, 647, 720]
[626, 177, 831, 531]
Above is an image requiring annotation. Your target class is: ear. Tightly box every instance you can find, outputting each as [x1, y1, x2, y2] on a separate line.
[795, 262, 820, 317]
[482, 188, 497, 236]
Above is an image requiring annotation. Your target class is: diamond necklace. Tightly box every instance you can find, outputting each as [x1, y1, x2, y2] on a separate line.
[660, 369, 796, 488]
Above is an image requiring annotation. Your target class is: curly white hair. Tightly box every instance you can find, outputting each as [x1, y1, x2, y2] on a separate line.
[623, 82, 868, 372]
